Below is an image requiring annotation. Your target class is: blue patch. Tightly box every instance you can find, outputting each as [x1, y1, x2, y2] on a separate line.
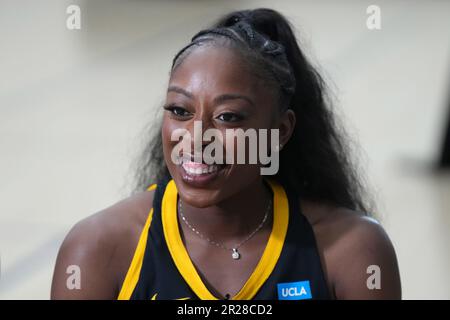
[277, 281, 312, 300]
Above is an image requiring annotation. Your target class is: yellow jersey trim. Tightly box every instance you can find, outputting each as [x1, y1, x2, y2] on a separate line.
[117, 183, 157, 300]
[151, 293, 190, 300]
[162, 179, 289, 300]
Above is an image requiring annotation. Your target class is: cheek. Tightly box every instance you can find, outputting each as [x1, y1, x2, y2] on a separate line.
[161, 117, 181, 166]
[162, 117, 186, 148]
[222, 123, 274, 165]
[222, 129, 265, 180]
[162, 117, 174, 141]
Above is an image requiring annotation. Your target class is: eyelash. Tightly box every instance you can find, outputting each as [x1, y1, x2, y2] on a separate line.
[163, 105, 192, 118]
[216, 112, 244, 123]
[163, 105, 244, 123]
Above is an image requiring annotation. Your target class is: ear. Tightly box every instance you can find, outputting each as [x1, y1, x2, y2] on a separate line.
[278, 109, 296, 149]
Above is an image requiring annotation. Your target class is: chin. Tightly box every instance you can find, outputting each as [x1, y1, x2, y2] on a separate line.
[167, 158, 234, 207]
[166, 158, 260, 208]
[176, 181, 223, 208]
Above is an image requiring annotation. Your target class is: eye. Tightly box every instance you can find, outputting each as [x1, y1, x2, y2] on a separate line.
[164, 105, 192, 118]
[217, 112, 243, 123]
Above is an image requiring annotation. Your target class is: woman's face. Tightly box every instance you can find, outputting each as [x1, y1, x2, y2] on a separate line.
[162, 45, 289, 208]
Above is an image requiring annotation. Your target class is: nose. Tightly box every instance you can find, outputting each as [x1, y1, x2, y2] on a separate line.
[184, 111, 213, 158]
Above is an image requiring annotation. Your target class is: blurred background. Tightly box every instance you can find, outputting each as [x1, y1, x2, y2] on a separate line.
[0, 0, 449, 299]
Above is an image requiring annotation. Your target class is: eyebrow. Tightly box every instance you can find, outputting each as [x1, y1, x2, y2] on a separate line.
[214, 93, 254, 107]
[167, 86, 193, 99]
[167, 85, 254, 107]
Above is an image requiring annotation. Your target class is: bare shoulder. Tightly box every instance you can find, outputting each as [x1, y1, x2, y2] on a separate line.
[300, 199, 401, 299]
[51, 189, 155, 299]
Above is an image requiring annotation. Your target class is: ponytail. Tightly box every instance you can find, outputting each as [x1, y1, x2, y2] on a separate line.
[134, 8, 374, 214]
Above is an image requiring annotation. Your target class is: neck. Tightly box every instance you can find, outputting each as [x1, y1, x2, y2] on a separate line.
[178, 178, 272, 242]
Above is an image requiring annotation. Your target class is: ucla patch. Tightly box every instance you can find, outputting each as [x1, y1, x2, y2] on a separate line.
[277, 281, 312, 300]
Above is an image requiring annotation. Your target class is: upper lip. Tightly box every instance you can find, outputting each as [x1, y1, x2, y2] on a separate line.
[179, 153, 198, 163]
[179, 153, 225, 166]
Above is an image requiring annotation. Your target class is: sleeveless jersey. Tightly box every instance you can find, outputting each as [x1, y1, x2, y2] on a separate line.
[117, 177, 331, 300]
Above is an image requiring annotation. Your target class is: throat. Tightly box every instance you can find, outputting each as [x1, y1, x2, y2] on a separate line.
[177, 180, 273, 239]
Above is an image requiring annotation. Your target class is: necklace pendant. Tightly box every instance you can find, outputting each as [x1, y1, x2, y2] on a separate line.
[232, 248, 240, 260]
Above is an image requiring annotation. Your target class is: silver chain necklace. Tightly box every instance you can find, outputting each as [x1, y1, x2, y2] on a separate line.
[178, 198, 272, 260]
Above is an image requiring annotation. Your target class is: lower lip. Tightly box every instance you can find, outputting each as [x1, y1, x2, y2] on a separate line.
[178, 164, 225, 187]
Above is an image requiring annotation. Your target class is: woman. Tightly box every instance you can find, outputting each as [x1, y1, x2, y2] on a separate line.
[51, 8, 401, 300]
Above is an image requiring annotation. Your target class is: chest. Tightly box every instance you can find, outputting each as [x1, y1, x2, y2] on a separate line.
[181, 225, 272, 298]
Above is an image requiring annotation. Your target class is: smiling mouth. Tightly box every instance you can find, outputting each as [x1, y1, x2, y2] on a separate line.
[177, 154, 228, 186]
[181, 160, 222, 175]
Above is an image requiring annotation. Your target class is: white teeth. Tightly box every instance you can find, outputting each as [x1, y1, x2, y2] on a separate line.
[181, 162, 219, 176]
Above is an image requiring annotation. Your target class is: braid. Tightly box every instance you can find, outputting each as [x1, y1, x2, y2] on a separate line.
[135, 8, 375, 215]
[171, 20, 296, 110]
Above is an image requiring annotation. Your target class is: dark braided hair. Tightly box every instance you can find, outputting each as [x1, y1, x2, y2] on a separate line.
[172, 19, 296, 110]
[133, 8, 375, 215]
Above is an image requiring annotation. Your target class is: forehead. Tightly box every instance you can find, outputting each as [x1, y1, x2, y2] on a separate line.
[169, 45, 266, 98]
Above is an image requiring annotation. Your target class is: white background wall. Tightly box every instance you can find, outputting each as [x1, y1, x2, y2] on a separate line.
[0, 0, 449, 299]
